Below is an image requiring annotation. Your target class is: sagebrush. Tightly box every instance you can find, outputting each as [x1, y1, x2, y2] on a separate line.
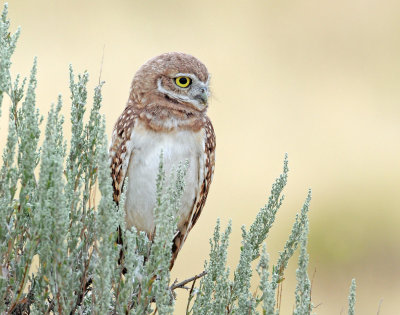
[0, 4, 356, 314]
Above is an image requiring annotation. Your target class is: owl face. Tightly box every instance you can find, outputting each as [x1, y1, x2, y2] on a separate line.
[129, 52, 210, 113]
[157, 71, 210, 111]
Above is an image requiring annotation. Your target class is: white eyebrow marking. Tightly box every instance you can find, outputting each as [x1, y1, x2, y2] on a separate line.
[173, 73, 198, 81]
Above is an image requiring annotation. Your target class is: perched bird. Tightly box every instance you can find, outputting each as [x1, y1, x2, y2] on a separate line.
[109, 52, 215, 268]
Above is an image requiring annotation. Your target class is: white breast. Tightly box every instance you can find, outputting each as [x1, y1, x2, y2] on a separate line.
[125, 122, 205, 236]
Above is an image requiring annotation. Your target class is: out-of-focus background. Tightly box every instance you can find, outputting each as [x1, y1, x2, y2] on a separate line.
[3, 0, 400, 313]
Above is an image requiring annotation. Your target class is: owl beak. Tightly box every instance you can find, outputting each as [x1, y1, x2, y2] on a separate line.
[194, 88, 208, 106]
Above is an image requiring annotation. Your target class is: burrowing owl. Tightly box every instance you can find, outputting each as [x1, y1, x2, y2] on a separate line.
[109, 52, 215, 267]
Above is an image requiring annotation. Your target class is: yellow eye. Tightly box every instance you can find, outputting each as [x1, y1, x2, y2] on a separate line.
[175, 76, 191, 88]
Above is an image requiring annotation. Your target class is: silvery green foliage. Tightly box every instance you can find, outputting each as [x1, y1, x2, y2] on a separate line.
[191, 159, 313, 315]
[149, 160, 188, 314]
[106, 157, 187, 315]
[232, 156, 290, 314]
[33, 97, 68, 313]
[91, 114, 120, 314]
[1, 4, 359, 314]
[0, 5, 178, 312]
[191, 155, 288, 314]
[293, 208, 313, 315]
[0, 3, 20, 115]
[191, 219, 232, 314]
[257, 245, 275, 315]
[348, 279, 356, 315]
[0, 5, 42, 312]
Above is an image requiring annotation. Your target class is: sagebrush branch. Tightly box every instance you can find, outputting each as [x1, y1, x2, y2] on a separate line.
[170, 271, 207, 291]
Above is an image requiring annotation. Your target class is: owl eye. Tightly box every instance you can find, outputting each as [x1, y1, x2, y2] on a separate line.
[175, 76, 192, 88]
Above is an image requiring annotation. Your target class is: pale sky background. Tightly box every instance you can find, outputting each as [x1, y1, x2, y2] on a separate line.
[3, 0, 400, 313]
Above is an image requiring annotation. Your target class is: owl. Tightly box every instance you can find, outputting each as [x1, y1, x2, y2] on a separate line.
[109, 52, 215, 268]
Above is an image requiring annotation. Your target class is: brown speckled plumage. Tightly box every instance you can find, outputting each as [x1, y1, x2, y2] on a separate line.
[109, 52, 215, 268]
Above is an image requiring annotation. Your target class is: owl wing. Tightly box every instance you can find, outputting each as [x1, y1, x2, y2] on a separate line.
[109, 105, 137, 205]
[170, 117, 216, 267]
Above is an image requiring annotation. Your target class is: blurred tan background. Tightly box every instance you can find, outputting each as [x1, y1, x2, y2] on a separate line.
[3, 0, 400, 313]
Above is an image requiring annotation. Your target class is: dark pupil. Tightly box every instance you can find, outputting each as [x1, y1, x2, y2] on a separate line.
[179, 77, 188, 85]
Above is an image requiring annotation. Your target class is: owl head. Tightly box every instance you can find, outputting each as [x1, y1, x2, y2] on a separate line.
[128, 52, 210, 113]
